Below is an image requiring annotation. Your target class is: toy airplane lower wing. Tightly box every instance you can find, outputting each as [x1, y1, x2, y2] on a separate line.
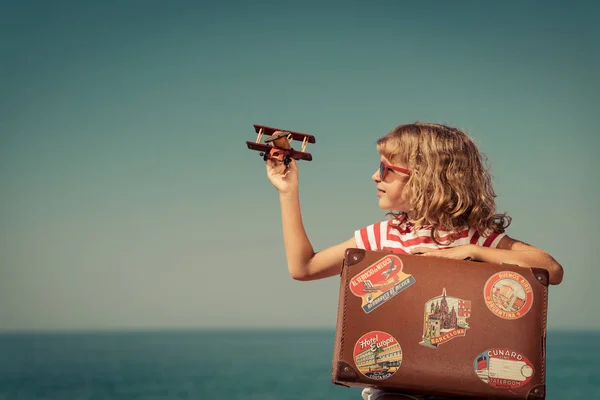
[246, 124, 316, 167]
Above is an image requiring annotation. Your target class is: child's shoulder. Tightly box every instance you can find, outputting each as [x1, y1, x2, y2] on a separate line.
[354, 218, 418, 252]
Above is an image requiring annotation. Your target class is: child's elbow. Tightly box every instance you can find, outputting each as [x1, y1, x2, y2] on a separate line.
[548, 260, 564, 285]
[541, 252, 563, 285]
[290, 271, 310, 281]
[289, 266, 312, 281]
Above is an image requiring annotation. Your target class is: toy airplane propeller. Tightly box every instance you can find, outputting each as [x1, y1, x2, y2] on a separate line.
[246, 124, 316, 167]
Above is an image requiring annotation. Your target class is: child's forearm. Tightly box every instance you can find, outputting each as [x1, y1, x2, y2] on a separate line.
[471, 245, 563, 285]
[279, 190, 315, 278]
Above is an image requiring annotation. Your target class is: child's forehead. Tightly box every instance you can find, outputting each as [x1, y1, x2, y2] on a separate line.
[378, 139, 412, 162]
[379, 152, 408, 166]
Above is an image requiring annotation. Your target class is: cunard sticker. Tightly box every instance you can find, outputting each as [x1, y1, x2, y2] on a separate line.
[419, 288, 471, 348]
[349, 255, 415, 313]
[474, 348, 535, 389]
[353, 331, 403, 380]
[484, 271, 534, 320]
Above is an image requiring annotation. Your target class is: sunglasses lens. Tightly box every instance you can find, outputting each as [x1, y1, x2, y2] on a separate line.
[379, 162, 386, 180]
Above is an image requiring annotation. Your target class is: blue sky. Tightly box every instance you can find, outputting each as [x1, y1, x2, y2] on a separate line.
[1, 0, 598, 332]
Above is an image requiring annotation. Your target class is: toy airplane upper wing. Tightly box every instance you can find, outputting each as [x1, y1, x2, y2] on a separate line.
[246, 124, 316, 165]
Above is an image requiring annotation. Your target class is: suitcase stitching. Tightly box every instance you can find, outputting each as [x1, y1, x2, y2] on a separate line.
[332, 255, 351, 386]
[541, 285, 548, 386]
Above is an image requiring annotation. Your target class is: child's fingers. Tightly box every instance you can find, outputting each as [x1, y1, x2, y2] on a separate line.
[266, 158, 296, 178]
[411, 247, 431, 255]
[266, 159, 282, 171]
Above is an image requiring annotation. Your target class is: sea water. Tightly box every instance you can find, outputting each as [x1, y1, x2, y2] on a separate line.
[0, 329, 598, 400]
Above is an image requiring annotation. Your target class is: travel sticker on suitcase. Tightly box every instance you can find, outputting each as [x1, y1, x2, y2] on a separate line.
[419, 288, 471, 348]
[353, 331, 403, 380]
[473, 348, 535, 389]
[484, 271, 534, 320]
[349, 255, 416, 313]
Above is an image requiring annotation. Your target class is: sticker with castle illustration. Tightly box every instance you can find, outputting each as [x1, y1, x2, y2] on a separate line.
[349, 255, 415, 313]
[353, 331, 403, 380]
[419, 288, 471, 348]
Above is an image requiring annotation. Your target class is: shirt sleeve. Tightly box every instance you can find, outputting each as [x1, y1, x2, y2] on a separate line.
[472, 229, 506, 248]
[355, 221, 387, 251]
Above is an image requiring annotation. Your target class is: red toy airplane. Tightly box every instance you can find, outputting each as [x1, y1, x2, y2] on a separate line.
[246, 124, 316, 167]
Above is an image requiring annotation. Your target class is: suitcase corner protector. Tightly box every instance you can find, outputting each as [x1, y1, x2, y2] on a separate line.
[527, 384, 546, 399]
[344, 248, 366, 267]
[530, 268, 550, 287]
[333, 361, 359, 382]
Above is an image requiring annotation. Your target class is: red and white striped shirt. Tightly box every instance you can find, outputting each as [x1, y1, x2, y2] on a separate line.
[354, 220, 505, 254]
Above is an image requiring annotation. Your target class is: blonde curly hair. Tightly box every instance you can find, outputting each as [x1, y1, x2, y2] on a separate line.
[377, 122, 511, 245]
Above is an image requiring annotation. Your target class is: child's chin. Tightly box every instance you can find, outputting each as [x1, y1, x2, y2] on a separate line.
[378, 200, 394, 210]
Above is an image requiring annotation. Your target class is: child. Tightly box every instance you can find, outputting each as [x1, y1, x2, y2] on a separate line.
[265, 122, 563, 400]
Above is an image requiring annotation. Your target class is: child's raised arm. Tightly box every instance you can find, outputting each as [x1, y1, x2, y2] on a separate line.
[267, 159, 356, 281]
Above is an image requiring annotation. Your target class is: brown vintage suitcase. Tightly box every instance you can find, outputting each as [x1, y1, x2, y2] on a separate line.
[332, 249, 549, 400]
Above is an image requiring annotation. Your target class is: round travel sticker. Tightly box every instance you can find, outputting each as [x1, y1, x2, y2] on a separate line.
[353, 331, 402, 380]
[474, 348, 535, 389]
[484, 271, 534, 319]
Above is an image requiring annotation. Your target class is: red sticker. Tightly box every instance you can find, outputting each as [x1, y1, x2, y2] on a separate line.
[353, 331, 403, 380]
[349, 255, 415, 313]
[474, 348, 535, 389]
[484, 271, 534, 319]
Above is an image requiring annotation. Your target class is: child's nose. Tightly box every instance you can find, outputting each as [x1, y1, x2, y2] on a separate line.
[372, 170, 380, 182]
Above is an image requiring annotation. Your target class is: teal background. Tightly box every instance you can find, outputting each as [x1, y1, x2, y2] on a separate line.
[1, 0, 598, 332]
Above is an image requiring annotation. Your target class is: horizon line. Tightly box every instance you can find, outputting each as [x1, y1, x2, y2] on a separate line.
[1, 326, 599, 335]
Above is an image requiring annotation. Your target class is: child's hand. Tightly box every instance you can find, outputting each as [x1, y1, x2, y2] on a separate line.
[411, 245, 476, 261]
[266, 159, 298, 194]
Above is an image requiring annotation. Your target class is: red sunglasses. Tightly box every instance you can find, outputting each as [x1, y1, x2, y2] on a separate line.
[379, 160, 411, 180]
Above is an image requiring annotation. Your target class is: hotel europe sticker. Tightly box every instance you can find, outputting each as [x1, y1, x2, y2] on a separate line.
[349, 255, 415, 313]
[353, 331, 403, 380]
[484, 271, 534, 320]
[474, 348, 535, 389]
[419, 288, 471, 348]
